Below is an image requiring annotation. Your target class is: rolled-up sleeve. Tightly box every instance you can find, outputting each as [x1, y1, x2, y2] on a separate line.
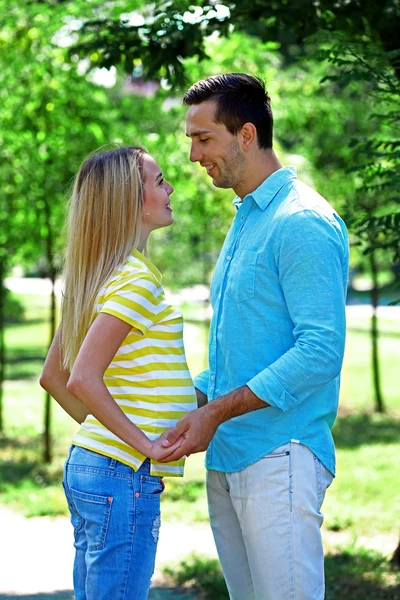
[247, 210, 348, 412]
[194, 369, 210, 396]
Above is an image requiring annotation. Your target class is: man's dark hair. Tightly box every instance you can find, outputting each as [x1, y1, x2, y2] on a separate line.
[183, 73, 273, 150]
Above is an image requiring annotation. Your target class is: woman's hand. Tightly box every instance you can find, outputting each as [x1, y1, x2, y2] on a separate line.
[146, 432, 185, 462]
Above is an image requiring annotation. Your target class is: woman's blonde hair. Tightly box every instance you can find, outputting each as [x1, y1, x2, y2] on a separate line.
[60, 145, 146, 371]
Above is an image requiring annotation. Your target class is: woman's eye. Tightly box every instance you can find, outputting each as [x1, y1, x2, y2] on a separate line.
[159, 178, 164, 185]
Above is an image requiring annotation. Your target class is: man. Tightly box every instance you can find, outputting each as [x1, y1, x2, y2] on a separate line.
[161, 73, 349, 600]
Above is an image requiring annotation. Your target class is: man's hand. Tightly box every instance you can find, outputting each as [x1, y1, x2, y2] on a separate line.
[147, 433, 185, 462]
[157, 405, 221, 462]
[157, 386, 267, 463]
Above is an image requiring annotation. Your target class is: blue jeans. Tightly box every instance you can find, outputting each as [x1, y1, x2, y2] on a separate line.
[63, 445, 164, 600]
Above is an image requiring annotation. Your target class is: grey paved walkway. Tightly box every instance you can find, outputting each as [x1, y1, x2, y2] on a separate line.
[0, 507, 216, 599]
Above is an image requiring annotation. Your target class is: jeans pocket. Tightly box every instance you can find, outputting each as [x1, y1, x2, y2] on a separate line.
[62, 480, 83, 538]
[139, 475, 164, 499]
[69, 487, 113, 551]
[262, 443, 291, 459]
[313, 455, 333, 511]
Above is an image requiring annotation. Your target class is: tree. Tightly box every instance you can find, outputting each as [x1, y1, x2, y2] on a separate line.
[0, 0, 234, 455]
[313, 35, 400, 412]
[65, 0, 400, 85]
[0, 0, 125, 457]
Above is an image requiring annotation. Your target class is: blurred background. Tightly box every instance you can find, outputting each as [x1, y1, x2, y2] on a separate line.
[0, 1, 399, 598]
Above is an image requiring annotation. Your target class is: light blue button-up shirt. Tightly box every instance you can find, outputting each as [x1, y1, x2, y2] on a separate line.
[194, 166, 349, 476]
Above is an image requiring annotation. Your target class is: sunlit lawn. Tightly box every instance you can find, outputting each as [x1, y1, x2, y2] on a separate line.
[1, 290, 400, 598]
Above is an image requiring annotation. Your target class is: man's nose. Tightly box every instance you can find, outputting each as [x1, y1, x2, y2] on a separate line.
[190, 144, 201, 163]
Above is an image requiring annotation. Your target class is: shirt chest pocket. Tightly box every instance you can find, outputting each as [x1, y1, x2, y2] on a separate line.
[225, 249, 259, 304]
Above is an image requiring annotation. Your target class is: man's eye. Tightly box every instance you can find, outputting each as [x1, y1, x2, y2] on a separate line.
[200, 138, 209, 143]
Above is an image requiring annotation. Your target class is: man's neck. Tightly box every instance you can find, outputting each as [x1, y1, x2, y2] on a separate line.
[234, 150, 282, 199]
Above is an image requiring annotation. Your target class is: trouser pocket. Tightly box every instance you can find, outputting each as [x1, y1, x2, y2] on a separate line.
[69, 487, 113, 551]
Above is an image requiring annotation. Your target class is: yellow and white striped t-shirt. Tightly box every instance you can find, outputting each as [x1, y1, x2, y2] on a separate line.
[72, 250, 197, 477]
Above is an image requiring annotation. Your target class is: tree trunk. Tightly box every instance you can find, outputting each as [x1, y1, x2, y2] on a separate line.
[43, 197, 57, 463]
[44, 271, 56, 463]
[0, 258, 5, 432]
[369, 252, 385, 413]
[391, 537, 400, 569]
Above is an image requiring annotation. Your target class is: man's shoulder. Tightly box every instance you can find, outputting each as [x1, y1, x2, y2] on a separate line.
[274, 179, 344, 228]
[266, 179, 348, 254]
[280, 179, 332, 213]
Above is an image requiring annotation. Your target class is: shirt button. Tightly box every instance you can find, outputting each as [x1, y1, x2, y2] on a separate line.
[211, 375, 215, 380]
[241, 216, 244, 220]
[226, 255, 231, 260]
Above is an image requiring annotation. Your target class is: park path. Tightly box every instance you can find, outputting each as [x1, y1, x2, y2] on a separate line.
[0, 506, 217, 599]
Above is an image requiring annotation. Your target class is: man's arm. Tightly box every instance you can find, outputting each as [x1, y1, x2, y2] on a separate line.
[161, 210, 348, 461]
[160, 384, 267, 461]
[246, 210, 348, 412]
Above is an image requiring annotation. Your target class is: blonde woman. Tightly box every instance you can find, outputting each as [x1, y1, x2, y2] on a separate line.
[40, 146, 197, 600]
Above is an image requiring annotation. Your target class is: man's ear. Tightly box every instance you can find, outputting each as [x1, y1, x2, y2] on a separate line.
[240, 123, 257, 152]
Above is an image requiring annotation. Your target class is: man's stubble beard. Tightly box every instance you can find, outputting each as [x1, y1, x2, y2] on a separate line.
[213, 138, 246, 191]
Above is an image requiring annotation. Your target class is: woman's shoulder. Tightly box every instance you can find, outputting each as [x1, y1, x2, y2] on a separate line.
[105, 254, 161, 295]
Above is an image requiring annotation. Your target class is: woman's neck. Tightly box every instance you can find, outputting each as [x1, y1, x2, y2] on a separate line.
[137, 228, 150, 253]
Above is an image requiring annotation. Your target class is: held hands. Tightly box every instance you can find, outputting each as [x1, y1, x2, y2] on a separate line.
[147, 432, 185, 462]
[157, 406, 220, 463]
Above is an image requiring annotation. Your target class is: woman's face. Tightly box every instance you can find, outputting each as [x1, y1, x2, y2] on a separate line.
[141, 154, 174, 233]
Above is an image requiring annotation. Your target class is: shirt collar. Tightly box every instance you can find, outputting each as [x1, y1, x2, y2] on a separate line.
[232, 166, 297, 211]
[132, 249, 163, 283]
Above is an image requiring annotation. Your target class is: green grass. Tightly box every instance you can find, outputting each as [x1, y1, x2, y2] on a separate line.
[1, 288, 400, 596]
[161, 452, 208, 522]
[341, 317, 400, 412]
[164, 549, 400, 600]
[163, 554, 229, 599]
[326, 417, 400, 535]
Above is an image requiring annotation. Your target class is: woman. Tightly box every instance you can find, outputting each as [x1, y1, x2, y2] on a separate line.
[40, 146, 197, 599]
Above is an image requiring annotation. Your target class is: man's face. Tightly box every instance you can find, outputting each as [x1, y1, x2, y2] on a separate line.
[186, 100, 246, 192]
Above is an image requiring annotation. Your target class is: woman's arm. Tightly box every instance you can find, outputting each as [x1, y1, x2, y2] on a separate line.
[40, 327, 89, 424]
[66, 312, 182, 460]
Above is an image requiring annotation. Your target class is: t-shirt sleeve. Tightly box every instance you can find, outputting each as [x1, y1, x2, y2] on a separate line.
[100, 274, 164, 335]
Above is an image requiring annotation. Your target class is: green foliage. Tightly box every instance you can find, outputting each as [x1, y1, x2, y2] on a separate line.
[1, 1, 398, 289]
[0, 434, 67, 517]
[57, 0, 400, 300]
[163, 479, 204, 503]
[161, 476, 208, 522]
[163, 554, 228, 599]
[4, 290, 25, 323]
[164, 548, 400, 600]
[67, 0, 400, 86]
[325, 548, 400, 600]
[312, 34, 400, 266]
[0, 1, 116, 276]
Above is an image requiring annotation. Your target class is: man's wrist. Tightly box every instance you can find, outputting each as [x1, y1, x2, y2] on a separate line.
[205, 385, 266, 426]
[205, 391, 231, 427]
